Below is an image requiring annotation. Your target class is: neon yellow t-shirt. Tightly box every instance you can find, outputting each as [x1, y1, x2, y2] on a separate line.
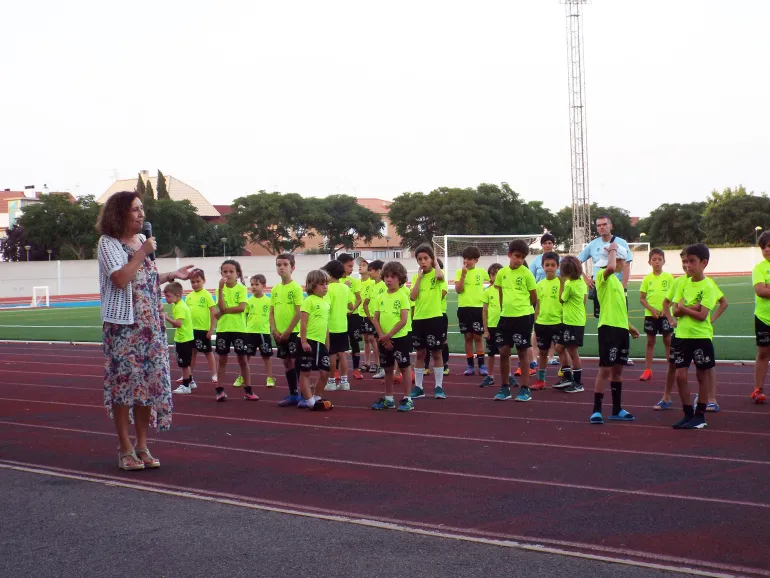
[455, 267, 490, 308]
[324, 282, 351, 334]
[216, 283, 247, 333]
[673, 277, 718, 339]
[494, 265, 536, 318]
[270, 280, 303, 334]
[536, 277, 562, 326]
[185, 289, 215, 331]
[596, 269, 628, 329]
[341, 276, 361, 316]
[300, 294, 329, 343]
[400, 286, 414, 333]
[482, 285, 501, 329]
[640, 271, 675, 316]
[358, 278, 374, 317]
[374, 288, 410, 339]
[411, 269, 444, 320]
[752, 260, 770, 325]
[561, 278, 587, 327]
[246, 295, 271, 334]
[440, 278, 448, 313]
[172, 300, 193, 343]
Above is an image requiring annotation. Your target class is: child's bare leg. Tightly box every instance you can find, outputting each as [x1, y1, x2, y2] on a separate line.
[384, 366, 394, 397]
[707, 366, 717, 405]
[518, 349, 530, 387]
[463, 333, 474, 367]
[300, 371, 312, 400]
[217, 354, 228, 382]
[263, 355, 273, 380]
[363, 335, 371, 366]
[675, 367, 691, 404]
[237, 355, 250, 387]
[663, 334, 673, 366]
[183, 366, 191, 380]
[487, 354, 496, 376]
[645, 334, 656, 371]
[372, 337, 380, 368]
[338, 352, 348, 377]
[205, 351, 217, 377]
[499, 346, 511, 386]
[401, 365, 412, 397]
[315, 370, 330, 397]
[592, 366, 611, 415]
[754, 346, 770, 393]
[695, 368, 710, 408]
[190, 350, 197, 372]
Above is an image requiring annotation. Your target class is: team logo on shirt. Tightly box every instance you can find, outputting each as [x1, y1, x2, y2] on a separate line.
[393, 299, 401, 310]
[662, 280, 669, 290]
[287, 290, 294, 301]
[550, 286, 558, 298]
[262, 304, 269, 315]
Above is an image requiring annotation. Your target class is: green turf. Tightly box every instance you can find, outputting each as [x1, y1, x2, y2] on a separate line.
[0, 275, 759, 360]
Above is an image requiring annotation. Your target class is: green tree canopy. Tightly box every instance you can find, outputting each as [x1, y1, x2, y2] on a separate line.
[143, 197, 203, 257]
[309, 194, 384, 255]
[229, 191, 316, 254]
[386, 192, 440, 250]
[16, 194, 100, 259]
[145, 179, 155, 200]
[556, 203, 638, 249]
[156, 170, 170, 200]
[0, 225, 49, 261]
[135, 173, 146, 200]
[635, 202, 706, 247]
[185, 221, 244, 257]
[701, 186, 770, 245]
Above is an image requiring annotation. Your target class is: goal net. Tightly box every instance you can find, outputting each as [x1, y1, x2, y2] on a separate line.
[432, 234, 543, 276]
[32, 286, 50, 308]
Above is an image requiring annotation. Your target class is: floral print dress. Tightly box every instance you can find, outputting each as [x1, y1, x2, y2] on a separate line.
[103, 245, 172, 431]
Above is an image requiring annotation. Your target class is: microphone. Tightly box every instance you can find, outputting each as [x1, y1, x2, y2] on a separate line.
[142, 221, 155, 261]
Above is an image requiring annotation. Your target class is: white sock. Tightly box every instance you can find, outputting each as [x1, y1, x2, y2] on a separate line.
[434, 369, 444, 390]
[310, 395, 321, 405]
[341, 375, 348, 383]
[414, 367, 425, 389]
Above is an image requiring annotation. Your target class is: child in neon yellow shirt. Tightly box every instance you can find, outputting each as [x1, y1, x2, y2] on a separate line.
[639, 248, 675, 381]
[163, 282, 195, 394]
[298, 269, 332, 411]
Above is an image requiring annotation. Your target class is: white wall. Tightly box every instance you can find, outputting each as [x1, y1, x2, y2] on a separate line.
[0, 248, 765, 299]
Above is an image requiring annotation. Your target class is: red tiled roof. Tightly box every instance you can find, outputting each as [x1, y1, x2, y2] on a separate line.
[213, 204, 232, 215]
[356, 198, 391, 214]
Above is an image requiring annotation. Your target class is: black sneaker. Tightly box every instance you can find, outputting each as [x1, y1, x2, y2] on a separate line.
[553, 378, 573, 390]
[672, 414, 694, 429]
[564, 382, 584, 393]
[680, 414, 707, 429]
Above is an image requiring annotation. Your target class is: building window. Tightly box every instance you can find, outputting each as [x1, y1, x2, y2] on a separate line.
[372, 250, 387, 259]
[380, 222, 388, 236]
[392, 250, 403, 259]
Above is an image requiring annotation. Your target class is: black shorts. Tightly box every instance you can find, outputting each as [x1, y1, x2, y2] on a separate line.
[673, 338, 716, 370]
[598, 325, 630, 367]
[412, 316, 447, 352]
[244, 333, 274, 357]
[175, 340, 194, 368]
[486, 327, 500, 356]
[442, 313, 449, 338]
[561, 325, 585, 348]
[496, 315, 534, 351]
[379, 336, 412, 368]
[457, 307, 484, 335]
[362, 317, 376, 335]
[276, 333, 300, 359]
[668, 335, 681, 364]
[216, 332, 247, 356]
[535, 323, 562, 349]
[644, 316, 673, 336]
[193, 329, 213, 353]
[347, 315, 363, 341]
[329, 331, 350, 355]
[756, 317, 770, 347]
[297, 339, 331, 373]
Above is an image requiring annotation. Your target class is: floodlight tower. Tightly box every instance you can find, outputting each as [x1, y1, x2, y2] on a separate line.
[562, 0, 591, 251]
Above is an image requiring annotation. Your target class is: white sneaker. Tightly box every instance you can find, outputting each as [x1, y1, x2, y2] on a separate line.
[173, 384, 192, 394]
[176, 376, 184, 383]
[211, 374, 218, 383]
[326, 378, 338, 391]
[548, 356, 560, 366]
[189, 380, 197, 390]
[339, 379, 350, 391]
[626, 359, 635, 366]
[373, 368, 385, 379]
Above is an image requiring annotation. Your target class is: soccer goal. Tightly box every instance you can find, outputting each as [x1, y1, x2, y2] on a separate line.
[432, 234, 544, 275]
[31, 286, 50, 308]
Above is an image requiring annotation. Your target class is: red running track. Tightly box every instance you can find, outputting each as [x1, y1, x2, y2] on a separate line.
[0, 343, 769, 576]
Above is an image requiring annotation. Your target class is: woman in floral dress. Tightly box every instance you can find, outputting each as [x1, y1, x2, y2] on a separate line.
[97, 191, 193, 471]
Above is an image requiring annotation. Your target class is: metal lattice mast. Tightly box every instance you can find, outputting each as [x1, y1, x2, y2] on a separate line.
[563, 0, 591, 250]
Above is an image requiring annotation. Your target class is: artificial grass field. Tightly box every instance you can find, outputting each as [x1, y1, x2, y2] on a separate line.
[0, 275, 758, 360]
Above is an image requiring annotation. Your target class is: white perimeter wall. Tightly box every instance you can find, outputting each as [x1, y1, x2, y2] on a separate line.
[0, 247, 765, 299]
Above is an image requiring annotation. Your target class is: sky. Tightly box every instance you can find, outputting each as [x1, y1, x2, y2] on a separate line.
[2, 0, 768, 219]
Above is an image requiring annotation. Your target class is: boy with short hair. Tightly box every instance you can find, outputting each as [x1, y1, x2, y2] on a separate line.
[751, 230, 770, 404]
[493, 240, 538, 402]
[298, 269, 333, 411]
[555, 255, 587, 393]
[338, 253, 363, 376]
[242, 274, 275, 387]
[322, 259, 352, 391]
[364, 260, 386, 378]
[270, 253, 305, 407]
[533, 252, 563, 390]
[639, 248, 675, 381]
[371, 261, 414, 411]
[455, 246, 490, 376]
[590, 243, 640, 424]
[671, 243, 718, 429]
[163, 282, 196, 394]
[480, 263, 503, 388]
[357, 258, 374, 377]
[185, 269, 218, 385]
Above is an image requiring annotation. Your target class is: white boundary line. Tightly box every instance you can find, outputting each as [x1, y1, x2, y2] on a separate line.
[0, 459, 760, 578]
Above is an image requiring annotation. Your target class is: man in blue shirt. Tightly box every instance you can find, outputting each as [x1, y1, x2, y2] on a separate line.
[529, 233, 559, 283]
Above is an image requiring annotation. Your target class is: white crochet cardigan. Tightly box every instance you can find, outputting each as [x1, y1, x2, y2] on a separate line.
[97, 234, 146, 325]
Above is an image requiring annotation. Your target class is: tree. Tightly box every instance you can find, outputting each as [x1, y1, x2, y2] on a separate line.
[635, 202, 706, 247]
[16, 194, 100, 259]
[229, 191, 316, 254]
[143, 198, 203, 257]
[156, 170, 170, 200]
[185, 221, 243, 257]
[145, 179, 155, 200]
[0, 225, 48, 261]
[701, 186, 770, 245]
[135, 173, 146, 200]
[310, 194, 384, 255]
[556, 203, 638, 249]
[520, 200, 567, 244]
[387, 192, 439, 249]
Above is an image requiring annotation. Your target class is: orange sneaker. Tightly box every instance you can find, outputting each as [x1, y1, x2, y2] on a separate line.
[394, 374, 403, 385]
[640, 369, 653, 381]
[529, 368, 536, 376]
[531, 379, 547, 390]
[334, 371, 341, 383]
[352, 369, 364, 379]
[514, 367, 522, 376]
[751, 388, 766, 404]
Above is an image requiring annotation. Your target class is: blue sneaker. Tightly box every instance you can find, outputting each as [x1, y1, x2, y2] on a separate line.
[397, 398, 414, 412]
[706, 402, 720, 412]
[464, 366, 475, 376]
[372, 397, 396, 410]
[479, 364, 488, 376]
[479, 375, 495, 388]
[410, 385, 425, 399]
[297, 398, 309, 408]
[494, 386, 512, 400]
[608, 409, 635, 421]
[434, 386, 447, 399]
[590, 412, 604, 424]
[653, 399, 673, 411]
[277, 394, 301, 407]
[508, 374, 518, 388]
[515, 387, 532, 402]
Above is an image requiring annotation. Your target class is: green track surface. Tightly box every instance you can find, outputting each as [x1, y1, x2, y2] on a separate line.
[0, 275, 759, 360]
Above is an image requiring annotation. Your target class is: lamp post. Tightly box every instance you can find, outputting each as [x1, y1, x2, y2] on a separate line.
[755, 226, 763, 244]
[47, 249, 52, 261]
[385, 235, 391, 259]
[24, 245, 31, 262]
[221, 237, 227, 258]
[201, 244, 207, 258]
